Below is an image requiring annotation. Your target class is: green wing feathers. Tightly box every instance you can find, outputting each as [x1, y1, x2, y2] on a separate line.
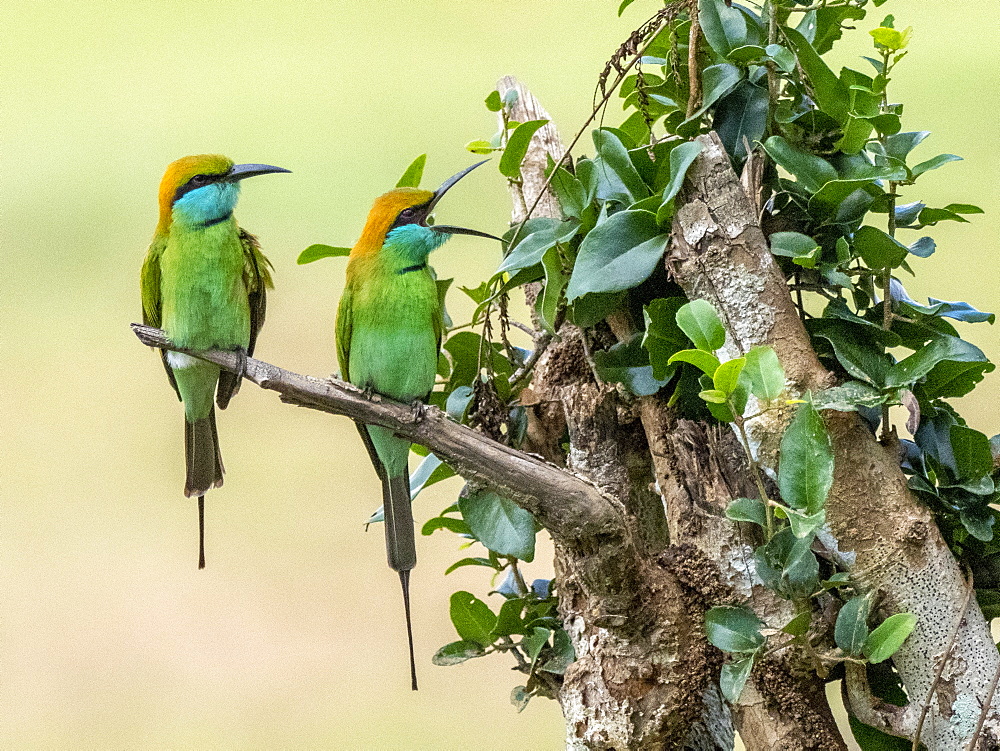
[140, 236, 180, 399]
[216, 229, 274, 409]
[335, 284, 353, 382]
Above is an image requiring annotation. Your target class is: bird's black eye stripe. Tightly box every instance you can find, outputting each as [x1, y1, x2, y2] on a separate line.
[390, 202, 431, 229]
[172, 173, 221, 203]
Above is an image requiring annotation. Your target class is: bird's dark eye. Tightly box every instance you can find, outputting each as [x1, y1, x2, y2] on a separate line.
[190, 174, 210, 186]
[399, 207, 416, 220]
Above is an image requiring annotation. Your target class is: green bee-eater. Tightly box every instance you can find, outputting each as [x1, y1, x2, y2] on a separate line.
[140, 154, 289, 569]
[336, 160, 498, 689]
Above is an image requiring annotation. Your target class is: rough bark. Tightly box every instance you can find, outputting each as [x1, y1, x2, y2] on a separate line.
[668, 132, 1000, 749]
[500, 77, 734, 749]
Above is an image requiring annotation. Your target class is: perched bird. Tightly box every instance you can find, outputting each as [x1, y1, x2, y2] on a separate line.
[140, 154, 289, 569]
[336, 161, 498, 689]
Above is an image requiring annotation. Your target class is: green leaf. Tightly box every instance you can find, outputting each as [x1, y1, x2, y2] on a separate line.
[659, 140, 704, 207]
[592, 129, 650, 204]
[714, 357, 746, 396]
[492, 598, 527, 637]
[699, 0, 749, 58]
[950, 425, 993, 481]
[668, 348, 721, 376]
[885, 333, 990, 389]
[422, 515, 471, 537]
[498, 218, 580, 274]
[541, 628, 575, 675]
[484, 90, 503, 112]
[499, 119, 549, 179]
[713, 77, 769, 163]
[848, 714, 913, 751]
[779, 400, 833, 514]
[432, 640, 486, 666]
[864, 613, 917, 663]
[743, 346, 785, 400]
[770, 231, 821, 267]
[538, 247, 568, 336]
[466, 140, 496, 155]
[395, 153, 426, 188]
[854, 225, 908, 269]
[676, 299, 726, 352]
[297, 244, 351, 264]
[785, 507, 827, 539]
[782, 612, 812, 636]
[726, 497, 768, 528]
[699, 388, 728, 404]
[449, 591, 498, 647]
[720, 656, 754, 703]
[643, 297, 690, 380]
[549, 163, 588, 219]
[783, 27, 849, 123]
[522, 626, 551, 665]
[594, 335, 671, 397]
[765, 43, 796, 73]
[704, 606, 765, 654]
[812, 381, 888, 411]
[911, 153, 961, 178]
[683, 63, 743, 123]
[835, 595, 871, 655]
[444, 557, 495, 575]
[762, 136, 839, 193]
[755, 528, 820, 599]
[565, 211, 669, 300]
[459, 489, 536, 561]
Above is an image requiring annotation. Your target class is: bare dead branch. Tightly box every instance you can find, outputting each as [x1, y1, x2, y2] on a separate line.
[130, 323, 618, 546]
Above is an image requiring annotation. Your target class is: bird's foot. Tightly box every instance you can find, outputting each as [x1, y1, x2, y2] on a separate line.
[233, 346, 248, 382]
[408, 400, 427, 424]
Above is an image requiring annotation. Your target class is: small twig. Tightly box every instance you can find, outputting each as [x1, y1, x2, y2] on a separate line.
[686, 4, 702, 118]
[913, 568, 975, 750]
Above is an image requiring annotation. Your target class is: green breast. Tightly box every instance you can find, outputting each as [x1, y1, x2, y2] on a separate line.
[347, 268, 439, 402]
[160, 221, 251, 351]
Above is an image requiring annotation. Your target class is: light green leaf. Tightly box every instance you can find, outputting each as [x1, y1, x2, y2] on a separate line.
[498, 218, 580, 274]
[395, 153, 427, 188]
[668, 348, 721, 376]
[699, 0, 749, 58]
[743, 346, 785, 400]
[484, 90, 503, 112]
[538, 246, 567, 336]
[785, 507, 826, 539]
[676, 299, 726, 352]
[499, 119, 549, 178]
[297, 244, 351, 264]
[699, 388, 729, 404]
[714, 357, 746, 396]
[864, 613, 917, 664]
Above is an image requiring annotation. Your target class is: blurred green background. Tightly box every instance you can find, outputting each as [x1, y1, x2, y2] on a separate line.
[2, 1, 997, 748]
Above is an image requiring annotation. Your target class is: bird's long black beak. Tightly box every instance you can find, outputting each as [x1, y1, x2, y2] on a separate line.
[430, 225, 502, 241]
[425, 160, 500, 241]
[227, 163, 292, 181]
[426, 160, 489, 212]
